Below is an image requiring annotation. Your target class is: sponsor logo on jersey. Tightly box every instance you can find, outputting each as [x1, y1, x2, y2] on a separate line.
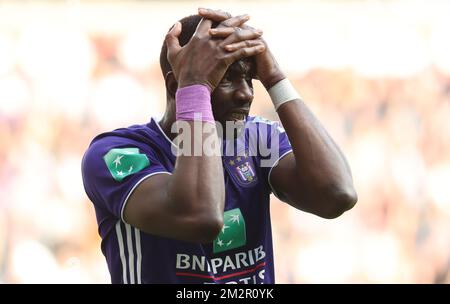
[214, 208, 247, 254]
[103, 147, 150, 181]
[176, 245, 266, 283]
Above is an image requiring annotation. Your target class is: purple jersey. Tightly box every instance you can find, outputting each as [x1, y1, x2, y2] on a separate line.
[81, 116, 292, 284]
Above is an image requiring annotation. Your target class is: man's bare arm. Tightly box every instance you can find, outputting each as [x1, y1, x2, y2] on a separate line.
[203, 9, 357, 218]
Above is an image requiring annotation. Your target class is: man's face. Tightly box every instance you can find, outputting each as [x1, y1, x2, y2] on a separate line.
[211, 58, 256, 129]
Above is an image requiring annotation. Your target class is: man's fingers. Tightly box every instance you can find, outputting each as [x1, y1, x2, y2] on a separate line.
[209, 27, 235, 38]
[209, 26, 262, 38]
[219, 14, 250, 28]
[224, 39, 263, 52]
[199, 8, 251, 28]
[225, 44, 266, 62]
[198, 8, 232, 22]
[218, 28, 263, 47]
[194, 17, 213, 37]
[165, 22, 182, 61]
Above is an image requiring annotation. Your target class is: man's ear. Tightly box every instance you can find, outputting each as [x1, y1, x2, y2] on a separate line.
[164, 71, 178, 98]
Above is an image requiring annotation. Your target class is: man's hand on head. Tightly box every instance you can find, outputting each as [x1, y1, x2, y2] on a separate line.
[200, 8, 286, 90]
[165, 12, 266, 92]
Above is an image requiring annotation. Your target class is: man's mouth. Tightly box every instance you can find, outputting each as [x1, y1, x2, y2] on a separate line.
[228, 112, 246, 121]
[226, 109, 249, 122]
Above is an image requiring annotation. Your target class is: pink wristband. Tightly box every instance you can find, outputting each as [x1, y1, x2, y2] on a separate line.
[175, 85, 215, 124]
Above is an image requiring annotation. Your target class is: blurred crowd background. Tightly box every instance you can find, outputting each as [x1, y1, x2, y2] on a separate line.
[0, 0, 449, 283]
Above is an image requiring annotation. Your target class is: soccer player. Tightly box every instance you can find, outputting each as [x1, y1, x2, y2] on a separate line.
[81, 8, 357, 284]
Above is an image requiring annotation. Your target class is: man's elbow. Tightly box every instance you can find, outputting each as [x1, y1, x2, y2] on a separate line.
[174, 193, 225, 243]
[192, 214, 224, 243]
[319, 185, 358, 219]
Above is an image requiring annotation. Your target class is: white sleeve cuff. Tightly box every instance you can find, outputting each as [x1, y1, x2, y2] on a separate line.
[120, 171, 172, 223]
[267, 150, 293, 200]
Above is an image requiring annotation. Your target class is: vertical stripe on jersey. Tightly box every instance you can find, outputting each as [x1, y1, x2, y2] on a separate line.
[125, 223, 135, 284]
[115, 221, 143, 284]
[134, 228, 142, 284]
[115, 221, 128, 284]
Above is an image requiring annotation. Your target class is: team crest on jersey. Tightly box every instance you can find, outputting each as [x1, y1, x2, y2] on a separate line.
[236, 162, 256, 183]
[224, 152, 258, 187]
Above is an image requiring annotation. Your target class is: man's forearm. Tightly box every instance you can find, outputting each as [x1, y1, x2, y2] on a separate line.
[277, 98, 355, 198]
[169, 121, 225, 225]
[167, 82, 225, 238]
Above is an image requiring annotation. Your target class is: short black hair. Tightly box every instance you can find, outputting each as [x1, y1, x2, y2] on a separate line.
[160, 15, 203, 78]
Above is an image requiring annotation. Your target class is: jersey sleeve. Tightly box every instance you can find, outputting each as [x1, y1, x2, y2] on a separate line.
[81, 136, 171, 222]
[252, 117, 293, 198]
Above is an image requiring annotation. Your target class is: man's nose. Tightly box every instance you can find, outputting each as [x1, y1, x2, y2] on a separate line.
[234, 79, 254, 104]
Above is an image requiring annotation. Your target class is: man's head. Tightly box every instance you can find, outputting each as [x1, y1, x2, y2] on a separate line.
[160, 15, 257, 127]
